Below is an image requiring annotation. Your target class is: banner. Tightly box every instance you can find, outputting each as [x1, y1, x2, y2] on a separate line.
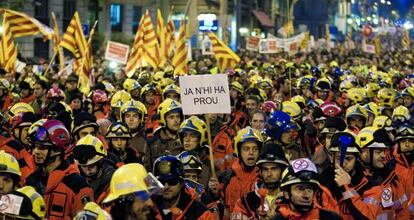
[179, 74, 231, 115]
[363, 44, 376, 54]
[259, 39, 278, 53]
[246, 36, 260, 51]
[105, 41, 130, 64]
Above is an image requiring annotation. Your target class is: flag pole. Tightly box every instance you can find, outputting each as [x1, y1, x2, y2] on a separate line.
[204, 114, 216, 178]
[43, 49, 59, 76]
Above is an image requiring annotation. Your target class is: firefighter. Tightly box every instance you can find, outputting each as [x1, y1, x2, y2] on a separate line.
[0, 186, 46, 219]
[232, 147, 289, 219]
[0, 150, 21, 195]
[72, 134, 115, 206]
[345, 104, 368, 135]
[147, 98, 183, 169]
[272, 158, 342, 219]
[102, 163, 163, 220]
[72, 111, 99, 142]
[74, 202, 111, 220]
[26, 119, 94, 219]
[152, 155, 215, 219]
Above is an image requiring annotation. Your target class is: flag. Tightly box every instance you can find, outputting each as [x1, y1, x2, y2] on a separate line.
[142, 10, 160, 69]
[0, 8, 53, 39]
[51, 12, 65, 71]
[1, 11, 18, 74]
[126, 16, 145, 78]
[172, 20, 188, 75]
[374, 34, 381, 55]
[60, 12, 88, 61]
[402, 30, 410, 49]
[300, 32, 310, 50]
[325, 24, 330, 50]
[78, 21, 97, 95]
[346, 28, 352, 49]
[208, 31, 240, 72]
[157, 9, 167, 68]
[166, 12, 176, 58]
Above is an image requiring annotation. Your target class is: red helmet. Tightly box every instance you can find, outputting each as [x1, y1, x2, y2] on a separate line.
[47, 84, 65, 100]
[261, 101, 278, 113]
[92, 90, 108, 104]
[33, 119, 70, 150]
[320, 101, 342, 117]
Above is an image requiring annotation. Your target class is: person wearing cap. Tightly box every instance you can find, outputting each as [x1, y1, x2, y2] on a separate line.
[102, 163, 163, 220]
[26, 119, 94, 219]
[314, 78, 333, 102]
[356, 127, 410, 219]
[271, 158, 342, 219]
[105, 121, 141, 167]
[147, 99, 183, 169]
[232, 147, 289, 219]
[152, 155, 214, 219]
[72, 111, 100, 142]
[64, 74, 80, 103]
[72, 135, 115, 206]
[0, 186, 46, 220]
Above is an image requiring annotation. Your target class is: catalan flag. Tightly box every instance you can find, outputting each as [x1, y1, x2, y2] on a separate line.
[142, 10, 160, 69]
[60, 12, 88, 61]
[0, 8, 53, 39]
[78, 21, 98, 95]
[300, 32, 310, 50]
[157, 9, 167, 68]
[326, 24, 330, 50]
[374, 34, 381, 55]
[172, 20, 188, 75]
[1, 11, 18, 74]
[51, 12, 65, 71]
[126, 16, 145, 78]
[208, 32, 240, 72]
[346, 28, 352, 49]
[402, 30, 410, 49]
[166, 13, 175, 58]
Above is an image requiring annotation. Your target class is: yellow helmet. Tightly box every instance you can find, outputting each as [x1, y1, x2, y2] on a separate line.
[280, 158, 319, 189]
[106, 121, 131, 139]
[102, 81, 116, 95]
[257, 77, 273, 90]
[158, 98, 182, 127]
[346, 104, 368, 122]
[15, 186, 46, 220]
[392, 106, 410, 122]
[364, 102, 381, 117]
[365, 83, 380, 98]
[373, 115, 393, 130]
[0, 150, 21, 178]
[339, 80, 354, 93]
[281, 101, 301, 121]
[73, 134, 107, 165]
[152, 71, 165, 85]
[233, 126, 263, 156]
[74, 202, 111, 220]
[291, 95, 306, 108]
[123, 78, 141, 93]
[346, 87, 365, 104]
[7, 102, 35, 118]
[120, 100, 147, 122]
[401, 87, 414, 98]
[230, 81, 244, 94]
[158, 78, 175, 92]
[377, 88, 396, 108]
[138, 70, 152, 85]
[178, 116, 207, 147]
[356, 126, 387, 149]
[249, 75, 262, 88]
[110, 90, 132, 108]
[162, 84, 181, 100]
[103, 163, 163, 204]
[330, 61, 339, 67]
[139, 84, 156, 98]
[315, 78, 331, 91]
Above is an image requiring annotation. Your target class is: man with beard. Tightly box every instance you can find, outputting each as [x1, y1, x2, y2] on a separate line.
[232, 147, 289, 219]
[26, 119, 93, 219]
[356, 127, 410, 219]
[147, 99, 183, 169]
[103, 163, 163, 220]
[271, 158, 342, 220]
[31, 79, 48, 116]
[72, 135, 115, 206]
[152, 155, 214, 219]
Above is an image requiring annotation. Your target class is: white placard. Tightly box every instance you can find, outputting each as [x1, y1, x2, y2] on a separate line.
[179, 74, 231, 115]
[201, 38, 214, 55]
[105, 41, 130, 64]
[364, 44, 376, 54]
[15, 60, 26, 73]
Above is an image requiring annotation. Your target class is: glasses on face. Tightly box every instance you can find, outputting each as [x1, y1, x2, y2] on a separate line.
[159, 178, 180, 186]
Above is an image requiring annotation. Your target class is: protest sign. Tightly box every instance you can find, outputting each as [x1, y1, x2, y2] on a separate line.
[105, 41, 130, 64]
[246, 36, 260, 51]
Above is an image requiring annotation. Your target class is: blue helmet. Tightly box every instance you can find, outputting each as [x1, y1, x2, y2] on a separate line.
[153, 155, 184, 181]
[265, 111, 298, 140]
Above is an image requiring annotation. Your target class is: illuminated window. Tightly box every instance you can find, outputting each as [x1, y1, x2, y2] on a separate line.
[111, 4, 123, 32]
[132, 6, 142, 32]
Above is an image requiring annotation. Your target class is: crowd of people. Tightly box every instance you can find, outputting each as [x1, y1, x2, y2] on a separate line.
[0, 45, 412, 220]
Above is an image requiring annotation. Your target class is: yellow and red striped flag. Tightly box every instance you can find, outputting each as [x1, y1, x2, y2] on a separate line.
[78, 21, 98, 95]
[157, 9, 167, 68]
[402, 30, 410, 49]
[51, 12, 65, 71]
[166, 13, 175, 58]
[346, 28, 352, 49]
[60, 12, 88, 61]
[300, 32, 310, 50]
[142, 10, 160, 69]
[172, 20, 188, 76]
[126, 16, 145, 78]
[326, 24, 330, 50]
[374, 34, 381, 55]
[207, 31, 240, 72]
[1, 11, 18, 74]
[0, 8, 53, 39]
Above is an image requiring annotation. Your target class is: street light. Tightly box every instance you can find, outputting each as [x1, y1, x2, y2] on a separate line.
[386, 1, 391, 5]
[380, 0, 385, 4]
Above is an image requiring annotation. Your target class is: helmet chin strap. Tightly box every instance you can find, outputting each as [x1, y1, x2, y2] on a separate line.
[37, 147, 62, 168]
[286, 191, 314, 214]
